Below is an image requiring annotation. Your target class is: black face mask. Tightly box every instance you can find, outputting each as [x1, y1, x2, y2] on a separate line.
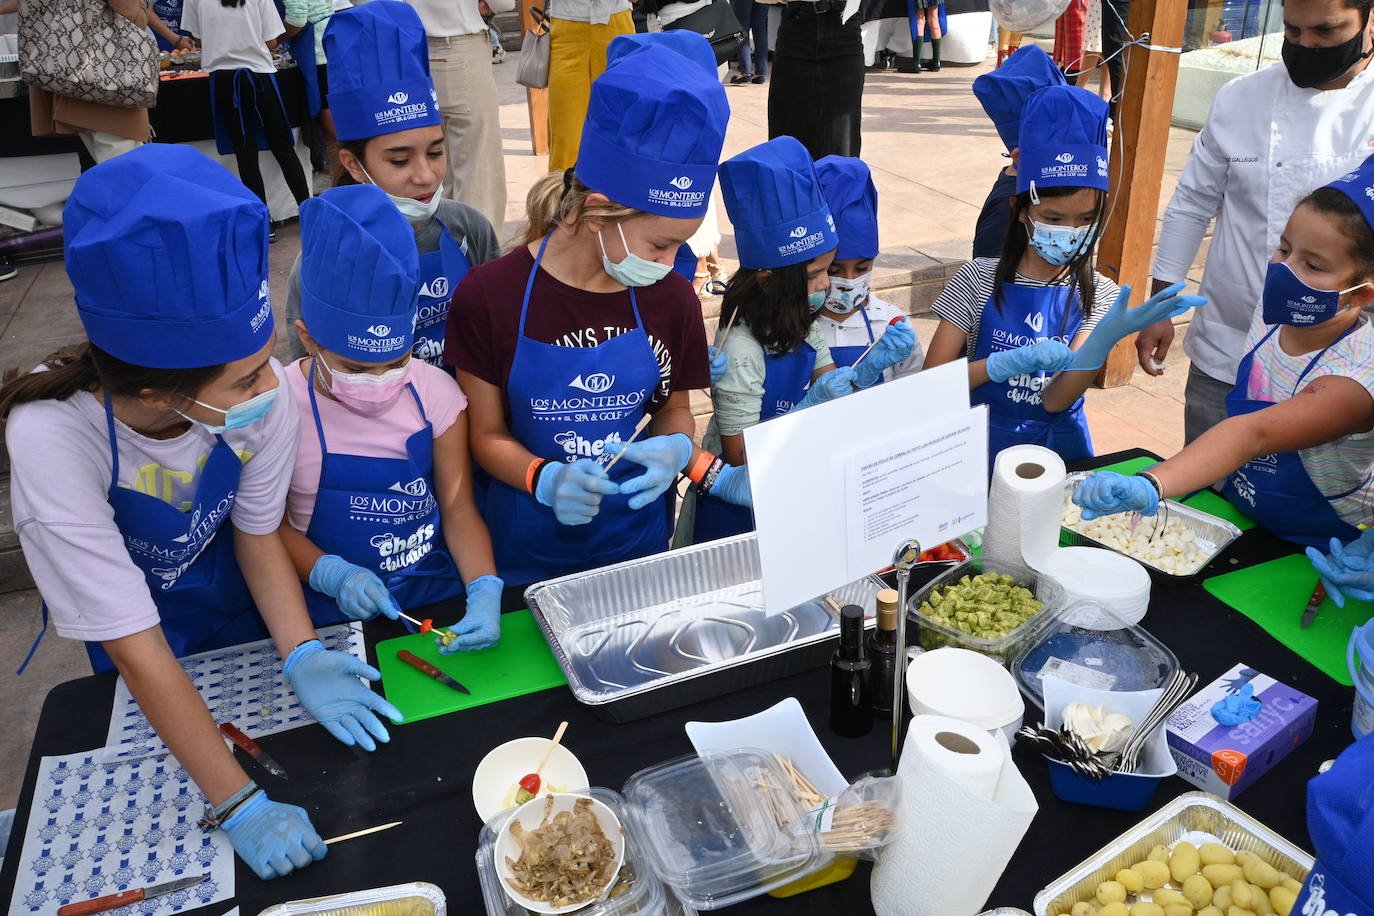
[1283, 26, 1374, 89]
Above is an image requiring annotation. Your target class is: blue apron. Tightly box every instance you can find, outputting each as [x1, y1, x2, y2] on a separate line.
[302, 362, 464, 625]
[693, 340, 815, 543]
[1220, 325, 1367, 548]
[829, 306, 881, 384]
[672, 244, 698, 283]
[412, 227, 471, 368]
[969, 283, 1092, 470]
[209, 68, 295, 156]
[483, 234, 669, 585]
[91, 398, 264, 673]
[285, 22, 322, 119]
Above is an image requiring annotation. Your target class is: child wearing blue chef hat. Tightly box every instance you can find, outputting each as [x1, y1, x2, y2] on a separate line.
[447, 37, 750, 587]
[814, 155, 924, 384]
[681, 136, 918, 545]
[926, 85, 1204, 470]
[283, 1, 501, 368]
[970, 45, 1065, 260]
[0, 146, 402, 882]
[1291, 733, 1374, 916]
[278, 184, 504, 651]
[1077, 154, 1374, 553]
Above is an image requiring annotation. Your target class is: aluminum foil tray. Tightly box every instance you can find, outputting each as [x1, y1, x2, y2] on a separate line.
[257, 883, 445, 916]
[1060, 472, 1243, 584]
[1034, 792, 1313, 916]
[525, 534, 885, 723]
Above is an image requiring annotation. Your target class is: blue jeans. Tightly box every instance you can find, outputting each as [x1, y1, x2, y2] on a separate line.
[733, 0, 770, 75]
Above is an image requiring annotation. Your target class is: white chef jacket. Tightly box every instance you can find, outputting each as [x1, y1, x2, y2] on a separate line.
[812, 295, 925, 383]
[1153, 61, 1374, 386]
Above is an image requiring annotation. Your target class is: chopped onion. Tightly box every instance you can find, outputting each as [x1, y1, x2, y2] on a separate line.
[504, 797, 618, 907]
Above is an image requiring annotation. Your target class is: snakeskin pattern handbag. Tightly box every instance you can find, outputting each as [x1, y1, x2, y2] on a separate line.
[18, 0, 159, 108]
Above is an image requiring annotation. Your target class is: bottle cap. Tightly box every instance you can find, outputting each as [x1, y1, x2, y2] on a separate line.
[839, 604, 867, 658]
[876, 589, 899, 630]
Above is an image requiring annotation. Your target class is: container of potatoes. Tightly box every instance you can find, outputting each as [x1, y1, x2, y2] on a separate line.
[1034, 791, 1312, 916]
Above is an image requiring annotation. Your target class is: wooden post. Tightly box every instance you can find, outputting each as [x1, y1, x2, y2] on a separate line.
[519, 0, 550, 156]
[1092, 0, 1189, 387]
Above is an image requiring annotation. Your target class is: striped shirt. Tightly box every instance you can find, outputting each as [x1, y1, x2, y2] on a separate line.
[930, 257, 1118, 358]
[1241, 309, 1374, 526]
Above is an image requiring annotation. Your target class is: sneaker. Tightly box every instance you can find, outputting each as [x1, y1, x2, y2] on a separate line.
[269, 228, 278, 244]
[0, 260, 15, 282]
[750, 75, 765, 84]
[492, 46, 506, 63]
[880, 51, 897, 71]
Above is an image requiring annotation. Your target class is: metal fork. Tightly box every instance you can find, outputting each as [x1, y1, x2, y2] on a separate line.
[1116, 669, 1198, 775]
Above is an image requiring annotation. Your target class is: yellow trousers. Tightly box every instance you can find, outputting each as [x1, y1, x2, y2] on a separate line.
[547, 11, 635, 171]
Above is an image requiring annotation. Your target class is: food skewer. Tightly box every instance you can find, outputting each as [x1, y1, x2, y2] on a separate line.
[848, 315, 905, 371]
[599, 414, 652, 477]
[517, 720, 569, 804]
[393, 610, 457, 646]
[323, 821, 403, 845]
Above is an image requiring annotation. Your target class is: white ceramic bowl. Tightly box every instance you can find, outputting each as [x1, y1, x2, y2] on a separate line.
[495, 793, 626, 914]
[472, 737, 590, 824]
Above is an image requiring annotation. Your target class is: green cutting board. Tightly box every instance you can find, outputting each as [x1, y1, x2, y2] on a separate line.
[1203, 554, 1370, 685]
[377, 609, 568, 724]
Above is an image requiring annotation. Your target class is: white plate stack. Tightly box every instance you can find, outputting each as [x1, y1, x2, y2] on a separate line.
[906, 647, 1026, 740]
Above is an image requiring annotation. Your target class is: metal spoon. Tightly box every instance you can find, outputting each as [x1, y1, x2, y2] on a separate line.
[891, 538, 922, 772]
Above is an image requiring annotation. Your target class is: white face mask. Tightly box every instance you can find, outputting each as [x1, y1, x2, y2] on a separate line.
[598, 223, 673, 288]
[820, 272, 872, 315]
[359, 163, 443, 223]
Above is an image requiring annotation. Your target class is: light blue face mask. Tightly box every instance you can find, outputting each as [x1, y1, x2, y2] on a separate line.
[177, 388, 278, 434]
[1027, 219, 1096, 267]
[599, 223, 673, 288]
[807, 289, 829, 310]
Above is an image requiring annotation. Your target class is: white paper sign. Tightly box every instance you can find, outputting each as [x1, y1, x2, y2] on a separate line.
[843, 407, 989, 574]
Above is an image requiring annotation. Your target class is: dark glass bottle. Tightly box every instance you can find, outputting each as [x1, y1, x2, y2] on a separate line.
[868, 589, 899, 717]
[829, 604, 872, 737]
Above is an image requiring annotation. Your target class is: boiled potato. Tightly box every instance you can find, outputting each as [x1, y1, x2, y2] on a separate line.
[1136, 860, 1171, 889]
[1171, 842, 1202, 883]
[1200, 843, 1236, 867]
[1097, 881, 1128, 906]
[1130, 904, 1165, 916]
[1227, 909, 1257, 916]
[1248, 884, 1272, 916]
[1213, 885, 1233, 910]
[1101, 904, 1130, 916]
[1280, 878, 1302, 895]
[1154, 888, 1189, 908]
[1117, 869, 1145, 894]
[1204, 865, 1245, 887]
[1234, 851, 1259, 868]
[1148, 845, 1171, 862]
[1164, 905, 1194, 916]
[1243, 859, 1282, 890]
[1269, 886, 1297, 916]
[1230, 881, 1254, 910]
[1199, 909, 1224, 916]
[1184, 874, 1215, 908]
[1071, 902, 1098, 916]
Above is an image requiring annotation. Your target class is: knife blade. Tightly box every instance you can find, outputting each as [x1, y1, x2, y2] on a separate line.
[397, 649, 469, 694]
[219, 721, 289, 779]
[1301, 581, 1327, 629]
[57, 875, 208, 916]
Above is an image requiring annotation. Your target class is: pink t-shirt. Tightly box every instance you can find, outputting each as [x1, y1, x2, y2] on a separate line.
[286, 358, 467, 531]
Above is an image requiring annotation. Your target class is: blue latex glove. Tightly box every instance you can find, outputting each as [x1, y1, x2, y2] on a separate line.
[308, 555, 400, 621]
[222, 790, 326, 880]
[708, 346, 728, 386]
[1211, 681, 1263, 726]
[790, 366, 858, 413]
[711, 463, 751, 507]
[439, 574, 504, 653]
[284, 640, 404, 751]
[1071, 471, 1160, 519]
[985, 339, 1075, 383]
[606, 432, 693, 510]
[1306, 532, 1374, 607]
[854, 318, 916, 388]
[535, 458, 620, 526]
[1070, 282, 1208, 371]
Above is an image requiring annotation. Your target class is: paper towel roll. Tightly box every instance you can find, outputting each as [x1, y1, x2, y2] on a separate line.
[871, 715, 1039, 916]
[983, 445, 1067, 572]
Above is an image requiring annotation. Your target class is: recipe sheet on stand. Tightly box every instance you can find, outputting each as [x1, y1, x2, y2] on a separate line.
[103, 622, 364, 763]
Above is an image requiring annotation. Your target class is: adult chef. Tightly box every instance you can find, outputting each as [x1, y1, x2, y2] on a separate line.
[0, 146, 401, 880]
[446, 37, 749, 586]
[1137, 0, 1374, 443]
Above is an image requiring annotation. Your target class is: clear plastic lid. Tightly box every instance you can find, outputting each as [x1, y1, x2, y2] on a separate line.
[907, 557, 1065, 665]
[620, 749, 833, 911]
[476, 788, 666, 916]
[1010, 601, 1180, 710]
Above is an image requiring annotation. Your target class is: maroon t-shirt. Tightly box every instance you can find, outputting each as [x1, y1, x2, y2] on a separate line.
[444, 245, 710, 410]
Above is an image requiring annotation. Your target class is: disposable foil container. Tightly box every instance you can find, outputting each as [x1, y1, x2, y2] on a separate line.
[525, 534, 885, 723]
[256, 882, 445, 915]
[1034, 791, 1313, 916]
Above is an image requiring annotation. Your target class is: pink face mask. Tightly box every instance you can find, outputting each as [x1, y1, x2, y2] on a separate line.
[317, 353, 411, 417]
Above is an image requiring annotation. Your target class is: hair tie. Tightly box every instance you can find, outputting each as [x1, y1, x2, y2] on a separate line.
[562, 167, 576, 195]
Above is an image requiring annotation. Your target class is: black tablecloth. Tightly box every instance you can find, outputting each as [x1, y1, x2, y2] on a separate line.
[0, 450, 1357, 915]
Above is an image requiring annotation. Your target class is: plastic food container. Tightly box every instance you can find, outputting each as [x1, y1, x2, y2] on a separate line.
[495, 794, 626, 914]
[906, 557, 1065, 665]
[1010, 602, 1180, 711]
[620, 749, 835, 911]
[256, 883, 445, 915]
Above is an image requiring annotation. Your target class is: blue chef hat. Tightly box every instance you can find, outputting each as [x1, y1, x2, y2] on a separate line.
[300, 184, 421, 362]
[1321, 153, 1374, 236]
[972, 45, 1066, 151]
[575, 43, 729, 219]
[324, 1, 441, 142]
[815, 155, 878, 261]
[1292, 733, 1374, 916]
[1017, 85, 1110, 196]
[606, 30, 718, 78]
[63, 145, 272, 370]
[721, 136, 838, 270]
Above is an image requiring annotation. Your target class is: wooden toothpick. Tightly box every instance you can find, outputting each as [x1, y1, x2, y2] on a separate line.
[324, 821, 402, 845]
[599, 414, 653, 476]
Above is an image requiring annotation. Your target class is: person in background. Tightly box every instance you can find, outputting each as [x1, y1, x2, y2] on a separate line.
[281, 0, 336, 172]
[813, 154, 923, 380]
[996, 25, 1022, 67]
[970, 45, 1065, 260]
[546, 0, 635, 171]
[1136, 0, 1374, 445]
[1075, 157, 1374, 551]
[769, 0, 864, 158]
[181, 0, 312, 216]
[0, 259, 15, 283]
[732, 0, 770, 83]
[283, 1, 500, 366]
[0, 146, 401, 880]
[446, 38, 745, 586]
[685, 136, 915, 544]
[281, 185, 503, 648]
[1098, 0, 1128, 111]
[1053, 0, 1086, 83]
[924, 86, 1202, 467]
[480, 0, 507, 62]
[902, 0, 941, 72]
[402, 0, 511, 231]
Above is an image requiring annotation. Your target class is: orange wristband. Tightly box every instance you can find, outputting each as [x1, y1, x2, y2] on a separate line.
[687, 450, 716, 484]
[525, 457, 545, 494]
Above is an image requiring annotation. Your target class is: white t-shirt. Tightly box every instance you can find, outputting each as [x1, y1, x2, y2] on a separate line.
[181, 0, 284, 74]
[812, 294, 924, 383]
[404, 0, 514, 38]
[7, 360, 300, 643]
